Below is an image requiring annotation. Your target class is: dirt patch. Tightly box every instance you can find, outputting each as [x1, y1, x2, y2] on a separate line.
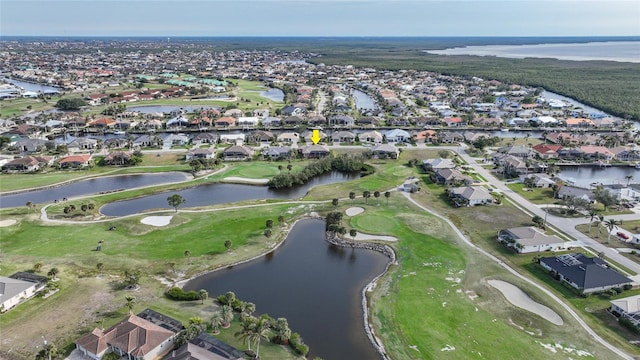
[346, 207, 365, 216]
[222, 177, 269, 185]
[353, 232, 398, 242]
[0, 219, 17, 227]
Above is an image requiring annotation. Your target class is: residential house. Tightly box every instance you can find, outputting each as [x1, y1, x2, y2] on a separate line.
[494, 154, 529, 176]
[538, 253, 633, 294]
[579, 145, 614, 161]
[247, 130, 274, 146]
[413, 130, 438, 144]
[261, 116, 282, 127]
[13, 138, 48, 153]
[74, 313, 177, 360]
[609, 294, 640, 327]
[401, 177, 420, 192]
[565, 118, 595, 128]
[444, 117, 464, 127]
[356, 116, 382, 127]
[104, 137, 129, 150]
[519, 173, 556, 188]
[532, 144, 563, 159]
[103, 151, 134, 166]
[223, 109, 243, 118]
[165, 332, 244, 360]
[371, 144, 399, 159]
[497, 227, 566, 254]
[422, 158, 456, 171]
[215, 117, 236, 128]
[331, 131, 356, 143]
[602, 184, 640, 202]
[433, 168, 473, 186]
[611, 147, 640, 162]
[557, 185, 595, 202]
[329, 115, 355, 127]
[384, 129, 411, 143]
[67, 138, 98, 152]
[185, 149, 215, 161]
[88, 118, 116, 128]
[308, 115, 327, 126]
[299, 144, 330, 159]
[59, 154, 92, 169]
[262, 146, 293, 161]
[0, 272, 47, 312]
[237, 117, 260, 128]
[163, 134, 190, 147]
[438, 131, 464, 144]
[192, 133, 218, 146]
[219, 134, 245, 144]
[496, 145, 534, 159]
[448, 186, 493, 206]
[222, 144, 255, 161]
[2, 156, 52, 173]
[277, 132, 300, 144]
[133, 135, 162, 148]
[283, 116, 304, 127]
[166, 115, 190, 127]
[359, 130, 383, 144]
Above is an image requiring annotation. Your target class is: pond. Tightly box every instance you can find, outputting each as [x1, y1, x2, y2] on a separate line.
[0, 172, 191, 208]
[259, 88, 285, 102]
[184, 218, 389, 360]
[0, 77, 62, 93]
[100, 171, 360, 216]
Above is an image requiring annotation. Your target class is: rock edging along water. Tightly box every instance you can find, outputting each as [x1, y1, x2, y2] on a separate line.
[325, 232, 397, 360]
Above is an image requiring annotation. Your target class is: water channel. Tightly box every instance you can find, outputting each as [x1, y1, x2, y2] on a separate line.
[0, 77, 62, 93]
[556, 166, 638, 188]
[0, 172, 191, 209]
[351, 89, 378, 111]
[100, 171, 359, 217]
[184, 218, 389, 360]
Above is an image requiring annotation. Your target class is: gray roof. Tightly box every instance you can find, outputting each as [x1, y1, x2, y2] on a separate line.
[540, 253, 632, 291]
[0, 276, 37, 307]
[422, 158, 456, 169]
[501, 227, 564, 247]
[449, 186, 492, 201]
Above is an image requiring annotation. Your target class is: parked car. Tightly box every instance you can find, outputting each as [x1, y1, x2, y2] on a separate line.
[617, 231, 629, 240]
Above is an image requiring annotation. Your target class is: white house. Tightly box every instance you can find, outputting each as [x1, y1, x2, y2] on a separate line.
[610, 294, 640, 327]
[497, 227, 567, 254]
[0, 273, 47, 312]
[385, 129, 411, 143]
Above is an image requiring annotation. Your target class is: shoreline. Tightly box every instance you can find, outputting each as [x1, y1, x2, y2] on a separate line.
[172, 215, 397, 360]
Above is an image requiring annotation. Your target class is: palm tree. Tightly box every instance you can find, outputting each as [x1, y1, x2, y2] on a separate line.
[26, 201, 33, 214]
[272, 317, 292, 345]
[363, 191, 370, 204]
[210, 311, 223, 335]
[235, 317, 256, 351]
[350, 229, 357, 240]
[96, 262, 104, 274]
[384, 191, 391, 205]
[221, 305, 234, 328]
[264, 229, 272, 238]
[265, 219, 273, 229]
[349, 191, 356, 203]
[586, 211, 599, 234]
[374, 191, 381, 204]
[198, 289, 208, 304]
[603, 218, 622, 243]
[242, 302, 256, 320]
[277, 215, 285, 225]
[252, 316, 272, 357]
[184, 250, 191, 264]
[33, 262, 43, 273]
[125, 296, 135, 314]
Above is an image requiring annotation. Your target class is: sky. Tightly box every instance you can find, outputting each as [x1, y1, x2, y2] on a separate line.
[1, 0, 639, 37]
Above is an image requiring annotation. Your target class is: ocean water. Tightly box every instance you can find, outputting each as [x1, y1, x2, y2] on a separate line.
[426, 41, 640, 63]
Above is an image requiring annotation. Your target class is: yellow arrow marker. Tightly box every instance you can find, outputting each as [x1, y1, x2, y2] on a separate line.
[311, 129, 321, 144]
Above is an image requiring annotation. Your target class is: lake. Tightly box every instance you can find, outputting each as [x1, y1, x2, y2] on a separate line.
[0, 172, 191, 208]
[557, 166, 638, 188]
[100, 171, 360, 216]
[425, 41, 640, 63]
[259, 88, 285, 102]
[351, 89, 378, 111]
[184, 218, 389, 360]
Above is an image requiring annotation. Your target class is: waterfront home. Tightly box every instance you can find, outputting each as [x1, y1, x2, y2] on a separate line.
[133, 135, 162, 148]
[277, 132, 300, 144]
[163, 133, 190, 147]
[185, 149, 215, 161]
[565, 118, 595, 128]
[222, 144, 255, 161]
[88, 117, 116, 128]
[611, 147, 640, 162]
[58, 154, 92, 169]
[413, 129, 438, 144]
[602, 184, 640, 202]
[329, 115, 355, 127]
[0, 272, 48, 313]
[331, 130, 356, 143]
[497, 227, 566, 254]
[237, 116, 260, 128]
[299, 144, 330, 159]
[359, 130, 383, 144]
[166, 115, 190, 127]
[262, 116, 282, 127]
[384, 129, 411, 143]
[103, 151, 134, 166]
[219, 133, 245, 144]
[438, 131, 464, 144]
[247, 130, 274, 146]
[422, 158, 456, 171]
[496, 145, 534, 159]
[493, 154, 528, 176]
[519, 173, 556, 188]
[538, 253, 632, 295]
[67, 138, 98, 152]
[356, 116, 383, 127]
[12, 138, 48, 153]
[532, 144, 563, 159]
[262, 146, 293, 161]
[192, 133, 218, 146]
[283, 115, 304, 127]
[224, 109, 243, 118]
[308, 115, 327, 126]
[74, 312, 178, 360]
[165, 332, 244, 360]
[1, 155, 52, 173]
[444, 117, 464, 127]
[579, 145, 614, 160]
[448, 186, 493, 206]
[215, 117, 236, 128]
[609, 294, 640, 327]
[371, 143, 399, 159]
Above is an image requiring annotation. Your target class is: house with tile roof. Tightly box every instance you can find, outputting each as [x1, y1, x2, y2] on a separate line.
[448, 186, 493, 206]
[75, 313, 177, 360]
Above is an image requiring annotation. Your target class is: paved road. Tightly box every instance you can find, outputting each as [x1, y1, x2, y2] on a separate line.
[454, 147, 640, 282]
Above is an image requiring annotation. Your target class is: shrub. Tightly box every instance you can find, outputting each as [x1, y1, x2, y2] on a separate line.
[619, 317, 640, 334]
[623, 284, 633, 291]
[166, 287, 200, 301]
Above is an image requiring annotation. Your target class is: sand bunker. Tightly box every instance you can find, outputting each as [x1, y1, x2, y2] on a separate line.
[488, 280, 563, 325]
[353, 231, 398, 242]
[140, 216, 173, 227]
[0, 219, 17, 227]
[222, 177, 269, 185]
[345, 207, 364, 216]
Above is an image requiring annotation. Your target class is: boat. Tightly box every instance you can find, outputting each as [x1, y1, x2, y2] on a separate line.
[636, 163, 640, 169]
[501, 128, 509, 132]
[113, 130, 126, 135]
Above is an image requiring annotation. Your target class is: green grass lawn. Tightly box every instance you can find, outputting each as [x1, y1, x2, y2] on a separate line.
[507, 183, 556, 204]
